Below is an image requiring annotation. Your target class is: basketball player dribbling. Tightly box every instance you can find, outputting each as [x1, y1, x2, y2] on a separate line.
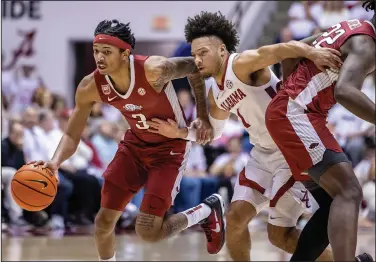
[146, 11, 343, 261]
[29, 20, 226, 261]
[266, 1, 375, 261]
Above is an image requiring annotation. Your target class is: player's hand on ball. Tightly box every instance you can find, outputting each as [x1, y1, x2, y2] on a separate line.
[309, 47, 343, 72]
[147, 118, 181, 138]
[27, 160, 59, 182]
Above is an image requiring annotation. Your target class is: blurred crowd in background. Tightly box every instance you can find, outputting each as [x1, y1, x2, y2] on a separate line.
[1, 0, 375, 234]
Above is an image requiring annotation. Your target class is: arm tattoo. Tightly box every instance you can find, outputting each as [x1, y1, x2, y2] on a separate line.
[136, 213, 156, 231]
[187, 72, 209, 121]
[150, 57, 209, 120]
[150, 57, 198, 89]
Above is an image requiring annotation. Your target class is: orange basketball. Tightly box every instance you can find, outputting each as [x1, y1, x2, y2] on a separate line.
[11, 164, 58, 212]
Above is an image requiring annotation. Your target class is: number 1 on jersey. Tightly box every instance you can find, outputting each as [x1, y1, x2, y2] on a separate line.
[132, 113, 149, 129]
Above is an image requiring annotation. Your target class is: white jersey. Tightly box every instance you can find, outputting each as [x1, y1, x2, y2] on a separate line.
[208, 53, 281, 149]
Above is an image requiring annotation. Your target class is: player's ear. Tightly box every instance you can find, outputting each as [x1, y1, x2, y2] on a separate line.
[122, 49, 131, 60]
[220, 44, 226, 57]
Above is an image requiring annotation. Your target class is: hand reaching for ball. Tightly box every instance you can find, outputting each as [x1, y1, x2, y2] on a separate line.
[27, 160, 59, 182]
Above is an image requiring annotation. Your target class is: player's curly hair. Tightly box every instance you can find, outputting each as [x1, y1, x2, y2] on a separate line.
[94, 19, 136, 50]
[363, 0, 375, 11]
[184, 11, 239, 53]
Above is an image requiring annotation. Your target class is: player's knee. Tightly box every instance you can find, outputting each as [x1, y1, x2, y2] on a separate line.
[341, 180, 363, 205]
[135, 226, 160, 243]
[226, 201, 256, 230]
[94, 209, 118, 235]
[135, 214, 161, 243]
[267, 223, 292, 248]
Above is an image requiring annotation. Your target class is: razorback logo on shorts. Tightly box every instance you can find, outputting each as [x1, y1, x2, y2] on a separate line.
[309, 142, 319, 149]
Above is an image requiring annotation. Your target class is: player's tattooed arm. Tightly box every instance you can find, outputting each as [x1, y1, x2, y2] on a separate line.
[234, 39, 342, 75]
[281, 33, 323, 80]
[145, 56, 213, 141]
[145, 56, 199, 90]
[145, 56, 209, 119]
[334, 35, 375, 124]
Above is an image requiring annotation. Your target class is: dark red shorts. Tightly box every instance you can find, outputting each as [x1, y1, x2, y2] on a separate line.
[265, 91, 342, 181]
[101, 131, 189, 217]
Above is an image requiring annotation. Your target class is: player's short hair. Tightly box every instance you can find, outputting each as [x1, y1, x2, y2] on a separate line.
[94, 19, 136, 50]
[184, 11, 239, 53]
[362, 0, 375, 11]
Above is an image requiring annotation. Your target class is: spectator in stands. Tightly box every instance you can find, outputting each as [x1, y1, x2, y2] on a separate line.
[32, 88, 54, 110]
[327, 75, 375, 166]
[10, 59, 44, 114]
[209, 136, 250, 204]
[178, 89, 196, 125]
[286, 1, 321, 40]
[355, 136, 375, 224]
[29, 109, 74, 229]
[317, 1, 350, 30]
[327, 104, 365, 165]
[91, 120, 119, 168]
[54, 110, 102, 224]
[174, 143, 218, 212]
[349, 0, 375, 20]
[51, 95, 68, 118]
[1, 121, 29, 227]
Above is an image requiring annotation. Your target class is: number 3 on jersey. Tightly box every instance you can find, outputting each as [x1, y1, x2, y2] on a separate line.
[313, 23, 346, 48]
[132, 113, 149, 129]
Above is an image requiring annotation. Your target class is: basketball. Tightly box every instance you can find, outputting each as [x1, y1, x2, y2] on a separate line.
[11, 164, 58, 212]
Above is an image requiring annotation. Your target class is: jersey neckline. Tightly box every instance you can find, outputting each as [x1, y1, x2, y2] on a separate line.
[104, 55, 135, 99]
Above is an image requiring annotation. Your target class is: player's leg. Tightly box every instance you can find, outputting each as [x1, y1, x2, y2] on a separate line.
[311, 151, 362, 261]
[134, 145, 225, 254]
[94, 146, 145, 261]
[290, 182, 332, 261]
[226, 165, 270, 261]
[265, 179, 303, 254]
[266, 96, 361, 261]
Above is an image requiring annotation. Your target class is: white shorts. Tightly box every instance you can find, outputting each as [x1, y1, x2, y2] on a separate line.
[232, 146, 319, 227]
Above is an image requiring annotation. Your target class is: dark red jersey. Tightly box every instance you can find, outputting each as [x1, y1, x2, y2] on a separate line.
[94, 55, 187, 144]
[282, 19, 375, 115]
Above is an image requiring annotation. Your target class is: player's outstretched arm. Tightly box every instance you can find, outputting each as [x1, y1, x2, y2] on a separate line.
[334, 35, 375, 124]
[281, 33, 323, 80]
[145, 55, 212, 140]
[50, 74, 98, 167]
[234, 40, 342, 75]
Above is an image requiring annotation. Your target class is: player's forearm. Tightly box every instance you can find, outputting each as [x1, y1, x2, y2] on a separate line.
[187, 72, 209, 121]
[50, 134, 80, 167]
[334, 88, 375, 124]
[281, 33, 323, 80]
[281, 41, 315, 61]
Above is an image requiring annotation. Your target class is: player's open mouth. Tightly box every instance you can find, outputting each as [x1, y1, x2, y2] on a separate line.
[97, 64, 106, 69]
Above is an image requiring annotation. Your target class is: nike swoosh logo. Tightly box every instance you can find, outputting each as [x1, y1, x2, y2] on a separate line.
[108, 96, 117, 102]
[26, 179, 48, 189]
[170, 151, 182, 155]
[211, 211, 221, 233]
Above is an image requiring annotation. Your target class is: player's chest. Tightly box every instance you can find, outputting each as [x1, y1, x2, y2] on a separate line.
[216, 85, 273, 112]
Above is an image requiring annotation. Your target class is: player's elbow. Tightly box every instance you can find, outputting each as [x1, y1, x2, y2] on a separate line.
[333, 84, 350, 103]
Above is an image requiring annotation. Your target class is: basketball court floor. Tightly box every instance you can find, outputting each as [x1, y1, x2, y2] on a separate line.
[2, 224, 375, 261]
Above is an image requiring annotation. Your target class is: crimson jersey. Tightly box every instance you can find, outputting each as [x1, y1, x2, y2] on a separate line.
[93, 55, 187, 144]
[282, 19, 376, 115]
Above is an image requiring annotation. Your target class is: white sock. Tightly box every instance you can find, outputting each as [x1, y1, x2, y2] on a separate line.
[99, 253, 116, 261]
[182, 203, 212, 228]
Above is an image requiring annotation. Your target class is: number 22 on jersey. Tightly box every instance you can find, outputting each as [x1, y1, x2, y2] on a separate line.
[313, 23, 346, 48]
